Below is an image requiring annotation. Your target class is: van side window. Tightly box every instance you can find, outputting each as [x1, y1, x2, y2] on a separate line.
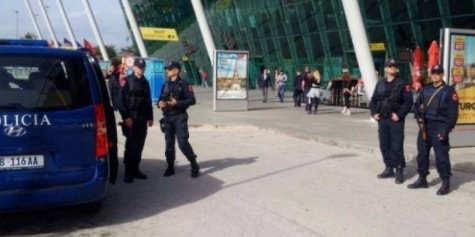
[0, 55, 93, 110]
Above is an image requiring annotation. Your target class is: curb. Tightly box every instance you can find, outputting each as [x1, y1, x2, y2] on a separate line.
[188, 123, 475, 175]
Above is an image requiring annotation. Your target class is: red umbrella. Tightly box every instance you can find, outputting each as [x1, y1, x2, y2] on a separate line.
[427, 41, 439, 75]
[411, 46, 423, 86]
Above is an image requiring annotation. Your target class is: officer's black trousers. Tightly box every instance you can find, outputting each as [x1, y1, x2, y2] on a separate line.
[124, 121, 148, 177]
[378, 118, 406, 168]
[163, 113, 197, 163]
[416, 121, 451, 178]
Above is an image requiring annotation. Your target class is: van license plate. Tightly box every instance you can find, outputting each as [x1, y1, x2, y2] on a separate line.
[0, 155, 44, 170]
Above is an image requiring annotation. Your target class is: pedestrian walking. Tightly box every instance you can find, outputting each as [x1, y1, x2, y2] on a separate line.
[341, 69, 354, 115]
[369, 59, 413, 184]
[276, 70, 287, 103]
[306, 70, 322, 114]
[117, 58, 154, 183]
[293, 70, 304, 107]
[302, 66, 313, 111]
[258, 67, 271, 103]
[408, 65, 458, 195]
[199, 67, 208, 88]
[158, 61, 200, 178]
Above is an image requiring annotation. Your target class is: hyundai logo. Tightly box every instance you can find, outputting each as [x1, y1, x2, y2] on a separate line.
[4, 126, 27, 137]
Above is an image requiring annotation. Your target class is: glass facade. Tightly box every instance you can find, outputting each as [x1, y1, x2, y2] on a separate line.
[123, 0, 475, 88]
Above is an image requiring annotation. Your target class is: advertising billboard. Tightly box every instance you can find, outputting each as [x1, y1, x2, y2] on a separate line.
[213, 50, 249, 111]
[215, 51, 249, 100]
[441, 28, 475, 147]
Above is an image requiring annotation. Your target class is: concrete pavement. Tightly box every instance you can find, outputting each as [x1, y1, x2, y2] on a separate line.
[184, 87, 475, 174]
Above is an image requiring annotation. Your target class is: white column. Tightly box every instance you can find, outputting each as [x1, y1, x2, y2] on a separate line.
[341, 0, 377, 101]
[191, 0, 216, 66]
[56, 0, 77, 48]
[82, 0, 109, 61]
[120, 0, 148, 58]
[38, 0, 57, 47]
[25, 0, 43, 39]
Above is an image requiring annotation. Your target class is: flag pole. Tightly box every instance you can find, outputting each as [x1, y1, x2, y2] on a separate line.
[81, 0, 109, 61]
[37, 0, 58, 47]
[56, 0, 77, 49]
[25, 0, 43, 39]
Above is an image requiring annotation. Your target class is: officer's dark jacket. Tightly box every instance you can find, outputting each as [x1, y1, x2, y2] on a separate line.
[160, 77, 196, 115]
[414, 82, 458, 133]
[117, 74, 153, 122]
[369, 77, 413, 119]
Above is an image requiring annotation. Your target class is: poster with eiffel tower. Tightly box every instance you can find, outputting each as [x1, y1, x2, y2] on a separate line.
[215, 51, 249, 100]
[213, 50, 249, 111]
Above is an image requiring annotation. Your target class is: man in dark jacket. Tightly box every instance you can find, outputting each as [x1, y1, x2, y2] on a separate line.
[293, 70, 304, 107]
[408, 65, 458, 195]
[158, 61, 200, 178]
[105, 60, 122, 110]
[117, 58, 154, 183]
[369, 59, 413, 184]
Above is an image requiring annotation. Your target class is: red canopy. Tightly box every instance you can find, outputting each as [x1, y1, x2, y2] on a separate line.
[411, 46, 423, 85]
[427, 41, 439, 75]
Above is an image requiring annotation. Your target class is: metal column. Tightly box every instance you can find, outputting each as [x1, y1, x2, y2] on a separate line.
[37, 0, 58, 47]
[56, 0, 77, 49]
[191, 0, 216, 65]
[120, 0, 147, 58]
[82, 0, 109, 60]
[25, 0, 43, 39]
[341, 0, 377, 100]
[378, 0, 396, 58]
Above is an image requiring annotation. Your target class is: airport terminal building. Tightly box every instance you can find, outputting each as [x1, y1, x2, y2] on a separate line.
[122, 0, 474, 88]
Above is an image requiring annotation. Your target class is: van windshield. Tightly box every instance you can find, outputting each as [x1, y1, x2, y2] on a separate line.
[0, 54, 93, 110]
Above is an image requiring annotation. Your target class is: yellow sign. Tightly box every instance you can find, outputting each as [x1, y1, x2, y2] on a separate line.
[455, 85, 475, 124]
[370, 43, 385, 51]
[140, 27, 179, 41]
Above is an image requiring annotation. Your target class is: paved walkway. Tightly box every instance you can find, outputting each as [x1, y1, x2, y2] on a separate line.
[180, 87, 475, 174]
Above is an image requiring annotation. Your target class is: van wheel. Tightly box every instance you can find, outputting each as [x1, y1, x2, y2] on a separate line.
[81, 201, 103, 214]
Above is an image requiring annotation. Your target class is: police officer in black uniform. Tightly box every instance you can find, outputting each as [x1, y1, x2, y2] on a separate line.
[408, 65, 458, 195]
[158, 61, 200, 178]
[118, 58, 153, 183]
[370, 59, 413, 184]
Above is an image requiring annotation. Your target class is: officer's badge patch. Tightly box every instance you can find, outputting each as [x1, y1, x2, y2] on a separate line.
[452, 93, 458, 101]
[405, 85, 411, 92]
[188, 86, 193, 91]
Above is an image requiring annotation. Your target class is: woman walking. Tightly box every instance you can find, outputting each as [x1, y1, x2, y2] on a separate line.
[306, 70, 322, 114]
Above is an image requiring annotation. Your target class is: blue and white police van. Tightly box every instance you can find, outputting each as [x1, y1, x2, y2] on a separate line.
[0, 40, 118, 213]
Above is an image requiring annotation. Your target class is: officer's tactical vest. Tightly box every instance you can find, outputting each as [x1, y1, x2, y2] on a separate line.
[373, 78, 404, 116]
[124, 76, 150, 120]
[421, 86, 450, 121]
[161, 80, 183, 115]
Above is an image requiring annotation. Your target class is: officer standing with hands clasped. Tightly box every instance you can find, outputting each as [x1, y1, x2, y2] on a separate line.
[370, 59, 413, 184]
[118, 58, 154, 183]
[408, 65, 458, 195]
[158, 61, 200, 178]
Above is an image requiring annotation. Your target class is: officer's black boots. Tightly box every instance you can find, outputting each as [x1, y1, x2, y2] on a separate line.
[163, 161, 175, 177]
[377, 166, 394, 178]
[134, 171, 148, 180]
[190, 160, 200, 178]
[437, 178, 450, 195]
[395, 168, 404, 184]
[407, 176, 428, 189]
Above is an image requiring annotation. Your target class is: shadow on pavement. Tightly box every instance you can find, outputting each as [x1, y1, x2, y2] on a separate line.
[0, 156, 256, 236]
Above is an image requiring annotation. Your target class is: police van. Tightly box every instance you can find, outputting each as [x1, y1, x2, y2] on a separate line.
[0, 40, 118, 212]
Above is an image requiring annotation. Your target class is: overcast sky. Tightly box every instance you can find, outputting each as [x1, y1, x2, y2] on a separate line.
[0, 0, 131, 49]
